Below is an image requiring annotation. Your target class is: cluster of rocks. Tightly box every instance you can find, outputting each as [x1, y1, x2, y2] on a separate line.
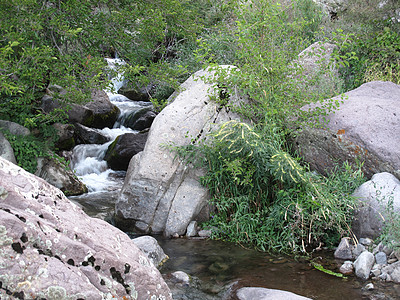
[335, 237, 400, 283]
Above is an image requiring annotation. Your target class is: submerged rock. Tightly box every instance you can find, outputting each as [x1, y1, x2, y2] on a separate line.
[0, 156, 171, 299]
[236, 287, 312, 300]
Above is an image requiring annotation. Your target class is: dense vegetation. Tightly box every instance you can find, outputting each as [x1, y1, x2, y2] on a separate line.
[1, 0, 399, 253]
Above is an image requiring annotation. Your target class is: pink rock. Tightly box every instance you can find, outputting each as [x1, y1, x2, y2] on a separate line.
[0, 156, 171, 299]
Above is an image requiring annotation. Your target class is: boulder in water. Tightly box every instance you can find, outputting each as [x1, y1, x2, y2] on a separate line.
[105, 131, 148, 171]
[0, 156, 172, 299]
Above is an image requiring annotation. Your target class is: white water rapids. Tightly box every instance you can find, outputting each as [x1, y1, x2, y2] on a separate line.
[69, 58, 150, 193]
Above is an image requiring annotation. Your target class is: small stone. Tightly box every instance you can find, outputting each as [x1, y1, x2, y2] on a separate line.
[373, 242, 384, 255]
[171, 271, 190, 285]
[198, 230, 211, 238]
[354, 251, 375, 280]
[359, 238, 373, 246]
[364, 283, 374, 290]
[383, 245, 392, 256]
[186, 221, 198, 237]
[375, 252, 387, 265]
[334, 237, 353, 260]
[339, 261, 354, 275]
[352, 243, 365, 259]
[388, 258, 398, 264]
[371, 268, 381, 277]
[172, 233, 179, 238]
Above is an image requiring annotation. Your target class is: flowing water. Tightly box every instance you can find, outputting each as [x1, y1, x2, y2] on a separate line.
[68, 60, 400, 300]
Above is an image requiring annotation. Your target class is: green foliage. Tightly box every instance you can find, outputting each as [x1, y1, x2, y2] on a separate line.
[3, 132, 48, 174]
[173, 121, 365, 253]
[311, 262, 348, 279]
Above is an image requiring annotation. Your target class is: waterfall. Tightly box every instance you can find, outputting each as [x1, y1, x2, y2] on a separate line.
[70, 58, 149, 193]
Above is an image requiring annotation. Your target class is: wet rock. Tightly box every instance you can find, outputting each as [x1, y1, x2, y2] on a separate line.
[171, 271, 191, 285]
[0, 119, 30, 136]
[74, 123, 109, 145]
[364, 283, 374, 290]
[237, 287, 312, 300]
[104, 132, 148, 171]
[52, 123, 75, 151]
[293, 81, 400, 180]
[116, 66, 249, 236]
[42, 86, 120, 129]
[334, 237, 353, 260]
[352, 173, 400, 239]
[354, 251, 375, 280]
[124, 106, 157, 131]
[131, 235, 169, 268]
[118, 82, 153, 102]
[0, 132, 16, 164]
[375, 252, 388, 265]
[0, 156, 172, 299]
[186, 221, 198, 237]
[35, 155, 87, 196]
[339, 261, 354, 275]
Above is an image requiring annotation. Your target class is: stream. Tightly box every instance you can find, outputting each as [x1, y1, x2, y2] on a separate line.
[68, 59, 400, 299]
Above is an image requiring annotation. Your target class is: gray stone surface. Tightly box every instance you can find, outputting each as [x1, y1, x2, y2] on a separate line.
[382, 261, 400, 283]
[35, 155, 87, 196]
[294, 41, 340, 95]
[237, 287, 311, 300]
[116, 66, 248, 236]
[339, 261, 354, 275]
[52, 123, 75, 151]
[0, 132, 16, 164]
[74, 123, 110, 145]
[352, 243, 366, 259]
[42, 86, 120, 129]
[334, 237, 353, 260]
[186, 221, 198, 237]
[354, 251, 375, 280]
[0, 120, 30, 136]
[352, 172, 400, 239]
[375, 252, 388, 265]
[293, 81, 400, 179]
[132, 235, 169, 268]
[170, 271, 191, 285]
[0, 156, 172, 300]
[105, 132, 148, 171]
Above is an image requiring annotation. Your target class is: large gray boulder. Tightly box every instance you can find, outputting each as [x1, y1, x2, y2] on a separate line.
[115, 66, 248, 236]
[0, 132, 16, 164]
[35, 155, 88, 196]
[293, 81, 400, 179]
[0, 156, 171, 300]
[237, 287, 311, 300]
[352, 172, 400, 239]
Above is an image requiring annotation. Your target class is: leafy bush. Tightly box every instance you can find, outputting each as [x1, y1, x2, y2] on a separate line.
[173, 121, 365, 253]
